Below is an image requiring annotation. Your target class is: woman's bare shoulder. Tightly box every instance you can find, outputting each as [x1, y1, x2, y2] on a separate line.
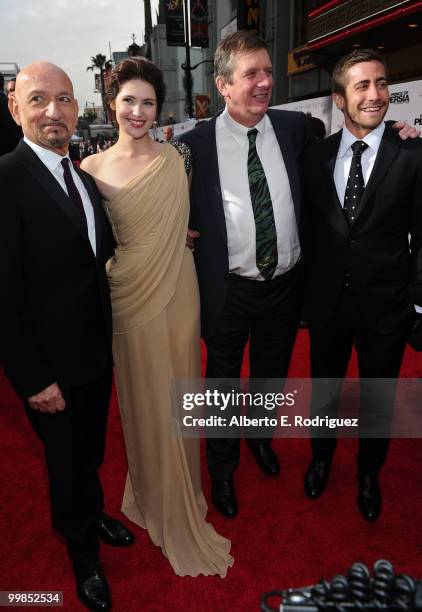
[80, 152, 106, 176]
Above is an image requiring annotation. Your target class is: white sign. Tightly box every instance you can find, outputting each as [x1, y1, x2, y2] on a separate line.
[151, 119, 197, 141]
[272, 94, 333, 137]
[221, 18, 237, 41]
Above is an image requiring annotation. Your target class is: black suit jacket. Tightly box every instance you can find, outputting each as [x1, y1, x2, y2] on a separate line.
[302, 123, 422, 332]
[0, 91, 22, 156]
[180, 110, 313, 340]
[0, 140, 115, 398]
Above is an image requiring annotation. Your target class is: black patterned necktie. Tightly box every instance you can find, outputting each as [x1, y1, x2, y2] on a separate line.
[61, 158, 88, 234]
[344, 140, 368, 224]
[247, 128, 278, 280]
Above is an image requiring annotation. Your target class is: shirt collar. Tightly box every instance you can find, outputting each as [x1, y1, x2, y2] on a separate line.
[338, 121, 385, 158]
[221, 106, 267, 149]
[24, 136, 70, 172]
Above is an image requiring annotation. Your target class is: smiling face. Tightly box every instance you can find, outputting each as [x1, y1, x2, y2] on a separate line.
[110, 79, 157, 140]
[334, 60, 389, 138]
[216, 48, 273, 127]
[11, 62, 78, 155]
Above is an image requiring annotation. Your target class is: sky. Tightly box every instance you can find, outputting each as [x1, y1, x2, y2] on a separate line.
[0, 0, 160, 113]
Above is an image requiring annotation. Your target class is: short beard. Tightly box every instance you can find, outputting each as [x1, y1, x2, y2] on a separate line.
[346, 103, 387, 131]
[47, 134, 69, 148]
[40, 127, 70, 150]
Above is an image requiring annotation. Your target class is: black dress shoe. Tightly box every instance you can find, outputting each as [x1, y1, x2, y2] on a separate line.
[74, 561, 111, 611]
[96, 513, 134, 546]
[357, 474, 382, 522]
[304, 458, 331, 499]
[211, 479, 238, 518]
[249, 443, 280, 476]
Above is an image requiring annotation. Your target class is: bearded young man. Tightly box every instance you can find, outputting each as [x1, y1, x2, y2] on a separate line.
[302, 49, 422, 522]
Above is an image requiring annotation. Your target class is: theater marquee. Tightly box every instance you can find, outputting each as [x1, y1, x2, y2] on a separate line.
[308, 0, 419, 48]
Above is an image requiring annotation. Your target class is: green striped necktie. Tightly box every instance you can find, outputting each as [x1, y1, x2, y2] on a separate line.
[247, 128, 278, 280]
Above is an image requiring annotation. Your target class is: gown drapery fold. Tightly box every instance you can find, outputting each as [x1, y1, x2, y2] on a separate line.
[104, 144, 233, 577]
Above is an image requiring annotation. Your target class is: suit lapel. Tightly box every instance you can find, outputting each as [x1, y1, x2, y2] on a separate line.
[353, 124, 400, 223]
[267, 111, 302, 224]
[17, 141, 93, 249]
[322, 131, 350, 234]
[74, 165, 104, 257]
[197, 116, 227, 245]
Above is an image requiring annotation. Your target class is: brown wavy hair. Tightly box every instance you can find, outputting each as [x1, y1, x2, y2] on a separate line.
[106, 56, 166, 118]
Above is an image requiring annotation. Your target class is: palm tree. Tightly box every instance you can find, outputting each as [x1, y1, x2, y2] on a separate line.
[87, 54, 111, 122]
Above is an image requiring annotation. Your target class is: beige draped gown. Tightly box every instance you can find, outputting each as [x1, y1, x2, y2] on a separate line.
[105, 144, 233, 577]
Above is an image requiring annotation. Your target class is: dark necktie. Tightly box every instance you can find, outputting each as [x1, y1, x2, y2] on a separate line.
[344, 140, 368, 224]
[61, 158, 88, 234]
[247, 128, 278, 280]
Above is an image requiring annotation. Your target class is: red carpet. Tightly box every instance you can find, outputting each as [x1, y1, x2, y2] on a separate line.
[1, 331, 421, 611]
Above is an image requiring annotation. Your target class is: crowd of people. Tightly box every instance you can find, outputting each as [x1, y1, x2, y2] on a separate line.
[69, 138, 117, 164]
[67, 128, 183, 165]
[1, 29, 421, 612]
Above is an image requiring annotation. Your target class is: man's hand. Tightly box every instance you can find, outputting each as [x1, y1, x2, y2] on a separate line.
[408, 313, 422, 351]
[392, 121, 421, 140]
[28, 383, 66, 413]
[186, 228, 200, 251]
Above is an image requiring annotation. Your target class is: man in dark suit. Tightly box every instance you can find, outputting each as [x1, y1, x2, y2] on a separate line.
[0, 62, 134, 611]
[302, 49, 422, 521]
[0, 72, 22, 155]
[180, 31, 314, 518]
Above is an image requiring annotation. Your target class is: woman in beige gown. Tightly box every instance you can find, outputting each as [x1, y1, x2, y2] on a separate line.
[82, 57, 233, 577]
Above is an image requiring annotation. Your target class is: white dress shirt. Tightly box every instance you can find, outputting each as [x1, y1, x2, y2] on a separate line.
[24, 137, 96, 254]
[333, 121, 385, 205]
[216, 107, 300, 280]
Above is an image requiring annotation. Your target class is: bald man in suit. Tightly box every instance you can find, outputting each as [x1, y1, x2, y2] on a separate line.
[1, 62, 134, 611]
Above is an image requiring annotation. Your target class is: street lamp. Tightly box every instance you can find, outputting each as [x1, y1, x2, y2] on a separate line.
[177, 0, 213, 118]
[182, 0, 193, 118]
[180, 58, 213, 118]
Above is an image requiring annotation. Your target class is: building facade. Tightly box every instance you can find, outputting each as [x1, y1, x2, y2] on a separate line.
[137, 0, 422, 121]
[0, 62, 20, 89]
[288, 0, 422, 101]
[149, 21, 208, 124]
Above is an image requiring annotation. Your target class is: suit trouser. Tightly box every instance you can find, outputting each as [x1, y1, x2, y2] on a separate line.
[309, 291, 412, 474]
[24, 365, 112, 564]
[205, 262, 304, 481]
